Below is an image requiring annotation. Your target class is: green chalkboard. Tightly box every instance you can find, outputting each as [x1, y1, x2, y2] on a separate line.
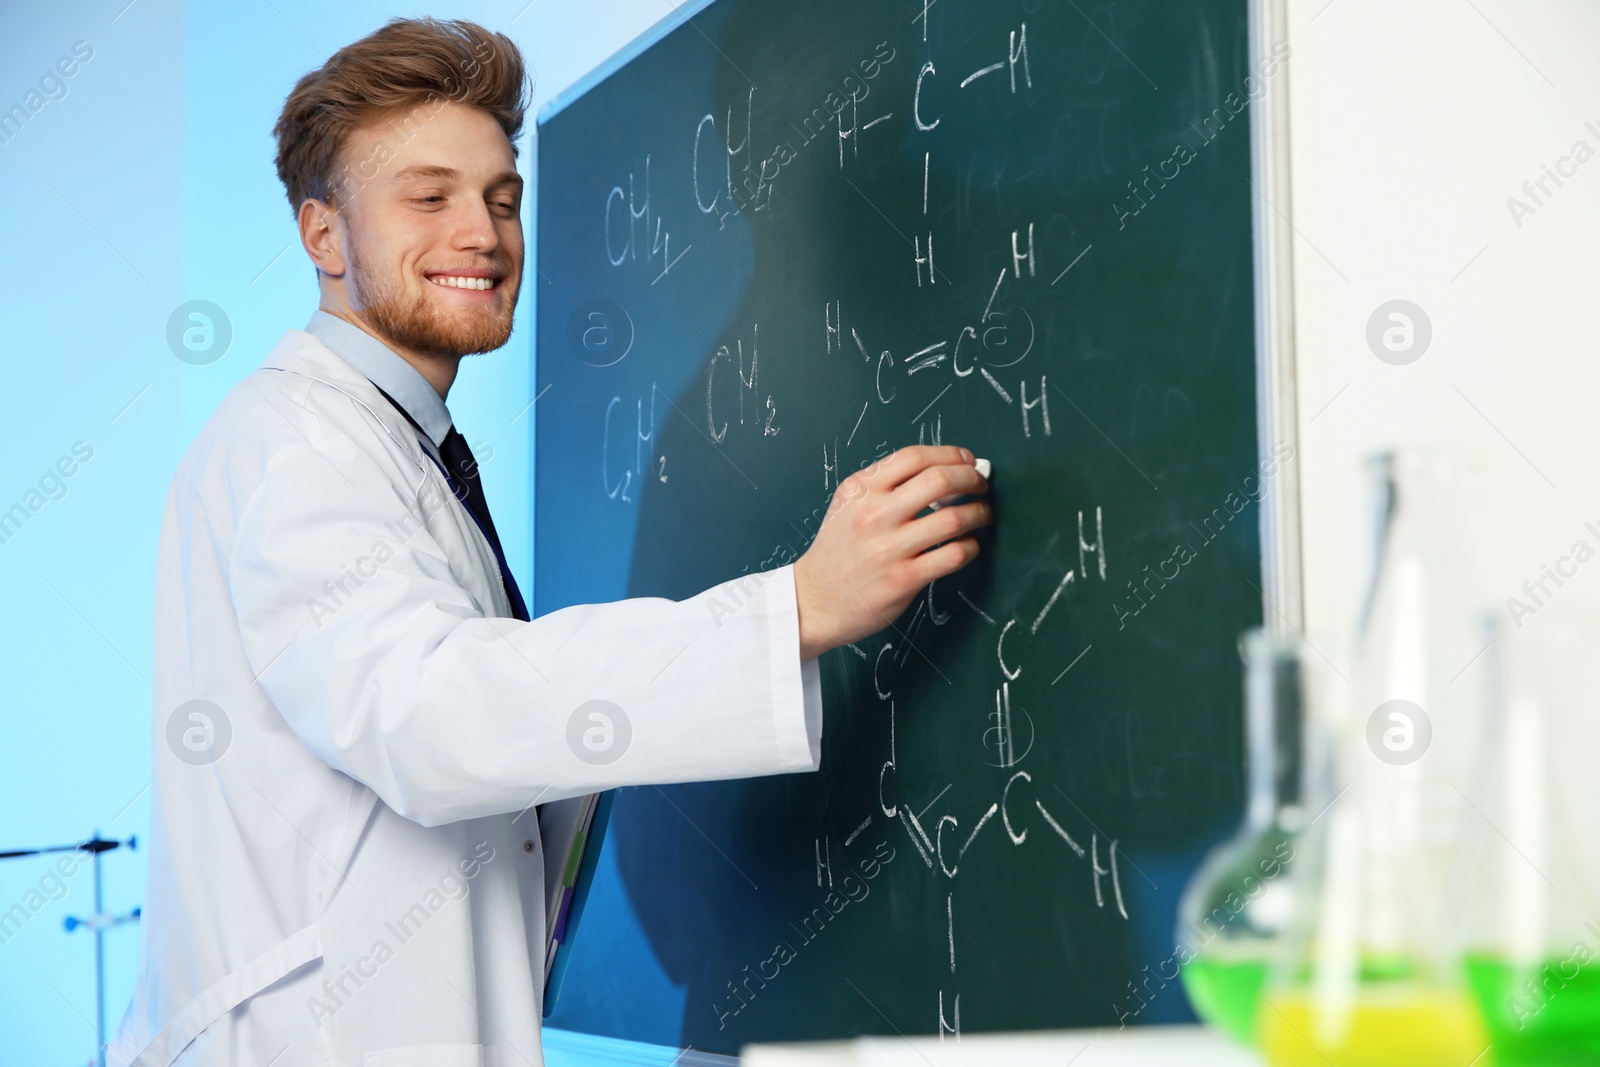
[534, 0, 1271, 1052]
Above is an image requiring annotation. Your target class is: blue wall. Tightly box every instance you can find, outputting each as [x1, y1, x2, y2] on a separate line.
[0, 2, 673, 1063]
[0, 3, 184, 1061]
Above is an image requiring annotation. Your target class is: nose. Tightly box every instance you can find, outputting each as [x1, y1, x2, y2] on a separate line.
[451, 197, 501, 255]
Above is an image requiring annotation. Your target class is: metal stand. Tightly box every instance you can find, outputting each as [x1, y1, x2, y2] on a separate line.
[1, 832, 139, 1067]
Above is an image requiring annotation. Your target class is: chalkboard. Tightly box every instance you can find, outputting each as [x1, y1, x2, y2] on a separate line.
[533, 0, 1272, 1052]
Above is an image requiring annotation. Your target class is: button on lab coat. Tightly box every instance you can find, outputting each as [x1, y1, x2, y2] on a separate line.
[110, 325, 823, 1066]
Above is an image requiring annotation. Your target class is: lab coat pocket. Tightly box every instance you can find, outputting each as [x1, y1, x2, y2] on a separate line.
[362, 1045, 499, 1067]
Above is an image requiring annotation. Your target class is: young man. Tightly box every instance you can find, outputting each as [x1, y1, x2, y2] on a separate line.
[111, 17, 990, 1066]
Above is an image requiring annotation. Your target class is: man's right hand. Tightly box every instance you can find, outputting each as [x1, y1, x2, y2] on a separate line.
[792, 445, 993, 662]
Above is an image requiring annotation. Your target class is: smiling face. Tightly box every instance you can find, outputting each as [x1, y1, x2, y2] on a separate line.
[308, 100, 525, 373]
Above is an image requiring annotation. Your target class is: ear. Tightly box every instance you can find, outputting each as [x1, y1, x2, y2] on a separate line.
[298, 196, 347, 278]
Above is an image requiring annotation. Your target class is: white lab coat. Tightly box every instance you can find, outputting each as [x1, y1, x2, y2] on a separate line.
[109, 326, 823, 1066]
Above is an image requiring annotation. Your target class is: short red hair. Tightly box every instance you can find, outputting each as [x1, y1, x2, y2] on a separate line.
[271, 16, 529, 217]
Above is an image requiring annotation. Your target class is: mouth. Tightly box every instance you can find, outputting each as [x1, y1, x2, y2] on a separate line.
[424, 269, 506, 297]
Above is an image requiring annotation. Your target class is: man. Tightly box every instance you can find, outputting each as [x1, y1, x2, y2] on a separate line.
[111, 17, 990, 1066]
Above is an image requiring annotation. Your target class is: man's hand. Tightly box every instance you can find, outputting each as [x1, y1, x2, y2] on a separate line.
[793, 445, 993, 661]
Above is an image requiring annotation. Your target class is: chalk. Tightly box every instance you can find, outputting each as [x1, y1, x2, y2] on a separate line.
[929, 457, 991, 510]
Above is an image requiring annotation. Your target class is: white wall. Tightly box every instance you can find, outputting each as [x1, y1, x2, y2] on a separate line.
[1285, 0, 1600, 670]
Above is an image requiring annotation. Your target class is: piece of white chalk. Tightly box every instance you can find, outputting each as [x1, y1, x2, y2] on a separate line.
[929, 457, 991, 510]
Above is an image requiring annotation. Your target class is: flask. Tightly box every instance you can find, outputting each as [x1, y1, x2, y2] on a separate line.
[1460, 616, 1600, 1066]
[1258, 450, 1491, 1066]
[1177, 629, 1306, 1044]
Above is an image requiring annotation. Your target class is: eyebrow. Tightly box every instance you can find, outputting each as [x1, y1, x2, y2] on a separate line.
[390, 163, 523, 189]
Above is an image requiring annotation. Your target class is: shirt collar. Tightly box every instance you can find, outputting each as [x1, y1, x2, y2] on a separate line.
[304, 309, 453, 448]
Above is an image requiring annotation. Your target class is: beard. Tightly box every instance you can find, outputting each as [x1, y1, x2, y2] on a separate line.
[347, 246, 517, 359]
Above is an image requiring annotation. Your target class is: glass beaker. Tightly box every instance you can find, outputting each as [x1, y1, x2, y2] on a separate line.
[1460, 616, 1600, 1066]
[1178, 629, 1309, 1044]
[1259, 449, 1493, 1067]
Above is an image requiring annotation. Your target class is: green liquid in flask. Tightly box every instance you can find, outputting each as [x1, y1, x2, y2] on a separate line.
[1182, 953, 1269, 1044]
[1465, 953, 1600, 1065]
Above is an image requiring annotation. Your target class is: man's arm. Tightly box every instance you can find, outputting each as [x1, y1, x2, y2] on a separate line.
[229, 429, 822, 827]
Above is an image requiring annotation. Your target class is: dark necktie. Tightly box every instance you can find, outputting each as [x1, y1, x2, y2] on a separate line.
[370, 384, 530, 622]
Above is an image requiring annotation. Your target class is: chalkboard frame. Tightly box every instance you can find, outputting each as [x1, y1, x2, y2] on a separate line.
[528, 0, 1306, 1056]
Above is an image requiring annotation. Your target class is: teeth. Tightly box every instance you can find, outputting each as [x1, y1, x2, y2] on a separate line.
[429, 275, 495, 290]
